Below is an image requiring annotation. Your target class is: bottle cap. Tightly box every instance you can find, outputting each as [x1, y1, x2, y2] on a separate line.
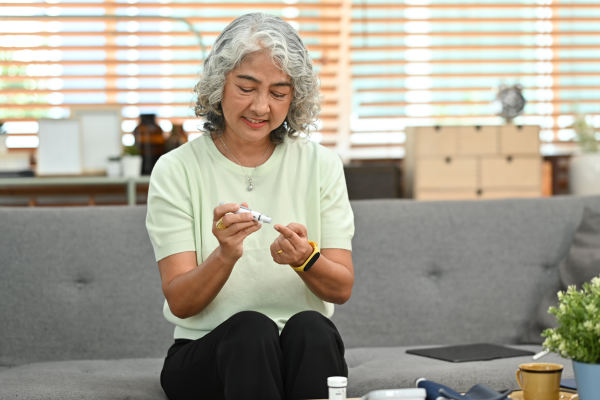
[327, 376, 347, 387]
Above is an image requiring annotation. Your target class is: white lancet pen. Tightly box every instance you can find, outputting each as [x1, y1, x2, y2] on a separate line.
[219, 202, 272, 224]
[532, 349, 550, 360]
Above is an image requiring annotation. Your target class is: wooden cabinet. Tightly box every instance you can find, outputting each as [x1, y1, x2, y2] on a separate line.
[404, 125, 542, 200]
[458, 126, 498, 156]
[481, 156, 541, 188]
[500, 124, 539, 155]
[416, 126, 458, 156]
[416, 158, 477, 189]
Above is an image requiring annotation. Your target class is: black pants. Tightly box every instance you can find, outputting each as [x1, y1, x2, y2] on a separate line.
[160, 310, 348, 400]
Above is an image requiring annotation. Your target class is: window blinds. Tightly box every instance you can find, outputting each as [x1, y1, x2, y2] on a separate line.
[1, 0, 599, 158]
[0, 0, 343, 149]
[350, 0, 600, 158]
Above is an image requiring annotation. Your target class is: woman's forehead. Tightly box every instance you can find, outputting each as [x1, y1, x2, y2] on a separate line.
[233, 51, 291, 84]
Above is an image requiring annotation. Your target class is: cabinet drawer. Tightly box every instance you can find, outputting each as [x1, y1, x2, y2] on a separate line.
[458, 126, 498, 155]
[481, 156, 541, 188]
[479, 189, 541, 199]
[500, 125, 539, 155]
[416, 126, 458, 156]
[416, 190, 479, 201]
[416, 157, 477, 189]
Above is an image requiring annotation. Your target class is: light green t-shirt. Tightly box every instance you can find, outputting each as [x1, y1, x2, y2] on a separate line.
[145, 134, 355, 340]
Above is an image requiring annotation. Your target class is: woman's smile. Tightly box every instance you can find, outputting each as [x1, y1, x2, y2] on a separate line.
[242, 116, 268, 129]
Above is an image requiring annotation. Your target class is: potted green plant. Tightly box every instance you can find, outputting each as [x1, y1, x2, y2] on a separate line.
[121, 145, 142, 178]
[542, 277, 600, 400]
[569, 114, 600, 195]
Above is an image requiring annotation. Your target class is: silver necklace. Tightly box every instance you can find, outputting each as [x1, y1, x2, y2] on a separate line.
[218, 134, 271, 191]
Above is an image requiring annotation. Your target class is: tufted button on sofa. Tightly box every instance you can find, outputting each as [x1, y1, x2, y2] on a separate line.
[2, 196, 599, 399]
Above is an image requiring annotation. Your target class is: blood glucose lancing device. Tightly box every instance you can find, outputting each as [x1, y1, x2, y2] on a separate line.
[219, 202, 272, 224]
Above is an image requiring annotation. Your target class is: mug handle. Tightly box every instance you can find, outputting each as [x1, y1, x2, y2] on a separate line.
[515, 370, 524, 389]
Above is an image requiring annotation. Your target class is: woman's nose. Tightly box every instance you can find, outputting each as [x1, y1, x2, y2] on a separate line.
[249, 92, 270, 116]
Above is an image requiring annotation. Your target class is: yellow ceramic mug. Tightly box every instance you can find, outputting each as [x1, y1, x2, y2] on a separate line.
[516, 363, 563, 400]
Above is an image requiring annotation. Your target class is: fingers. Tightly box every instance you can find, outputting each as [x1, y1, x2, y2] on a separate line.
[214, 202, 254, 226]
[277, 234, 295, 253]
[213, 203, 239, 222]
[225, 220, 259, 236]
[286, 223, 308, 239]
[274, 224, 304, 251]
[231, 220, 262, 239]
[270, 236, 293, 261]
[221, 212, 253, 227]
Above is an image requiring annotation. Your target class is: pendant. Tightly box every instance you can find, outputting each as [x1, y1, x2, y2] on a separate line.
[247, 178, 253, 191]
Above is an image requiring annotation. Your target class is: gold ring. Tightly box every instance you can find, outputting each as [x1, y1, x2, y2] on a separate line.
[277, 250, 284, 254]
[216, 217, 228, 231]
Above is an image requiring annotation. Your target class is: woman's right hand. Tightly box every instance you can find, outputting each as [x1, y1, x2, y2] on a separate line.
[212, 202, 261, 263]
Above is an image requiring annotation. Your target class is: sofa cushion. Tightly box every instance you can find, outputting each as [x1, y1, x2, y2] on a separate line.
[345, 345, 573, 398]
[333, 196, 600, 348]
[0, 346, 573, 399]
[0, 206, 173, 367]
[521, 207, 600, 344]
[0, 358, 167, 400]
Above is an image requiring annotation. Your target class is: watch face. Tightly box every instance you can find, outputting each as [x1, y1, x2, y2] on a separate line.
[303, 252, 320, 272]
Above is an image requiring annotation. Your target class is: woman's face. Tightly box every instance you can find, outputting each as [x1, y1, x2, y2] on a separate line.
[221, 51, 294, 144]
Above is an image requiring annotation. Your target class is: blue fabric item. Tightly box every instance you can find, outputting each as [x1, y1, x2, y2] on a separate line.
[417, 379, 510, 400]
[560, 378, 577, 390]
[419, 379, 464, 400]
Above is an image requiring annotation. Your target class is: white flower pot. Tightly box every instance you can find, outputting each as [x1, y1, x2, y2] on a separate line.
[569, 153, 600, 195]
[121, 155, 142, 178]
[106, 159, 122, 177]
[0, 136, 7, 155]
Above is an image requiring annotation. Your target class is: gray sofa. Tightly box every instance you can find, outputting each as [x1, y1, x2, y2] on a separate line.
[2, 195, 598, 399]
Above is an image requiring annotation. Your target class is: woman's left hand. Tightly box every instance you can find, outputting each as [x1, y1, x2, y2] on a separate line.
[270, 223, 314, 268]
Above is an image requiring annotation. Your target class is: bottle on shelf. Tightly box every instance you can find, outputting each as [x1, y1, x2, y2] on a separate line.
[133, 114, 165, 175]
[165, 124, 188, 153]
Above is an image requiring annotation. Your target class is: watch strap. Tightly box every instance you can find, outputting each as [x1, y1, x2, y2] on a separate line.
[291, 240, 320, 272]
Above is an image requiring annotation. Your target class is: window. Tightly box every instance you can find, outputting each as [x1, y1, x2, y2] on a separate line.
[350, 0, 600, 158]
[1, 0, 599, 159]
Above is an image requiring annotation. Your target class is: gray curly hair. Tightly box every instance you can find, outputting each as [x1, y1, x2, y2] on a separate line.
[192, 13, 321, 143]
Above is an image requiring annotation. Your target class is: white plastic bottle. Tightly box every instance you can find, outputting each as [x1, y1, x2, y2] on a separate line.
[328, 376, 347, 400]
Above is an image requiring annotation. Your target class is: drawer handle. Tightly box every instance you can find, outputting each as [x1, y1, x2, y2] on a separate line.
[445, 157, 452, 164]
[477, 189, 483, 196]
[506, 156, 513, 163]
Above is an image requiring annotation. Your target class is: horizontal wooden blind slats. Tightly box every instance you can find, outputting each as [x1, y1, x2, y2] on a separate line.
[349, 0, 600, 149]
[0, 1, 344, 146]
[2, 0, 599, 155]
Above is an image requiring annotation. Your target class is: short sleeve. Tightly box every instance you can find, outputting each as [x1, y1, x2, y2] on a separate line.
[146, 155, 197, 262]
[319, 148, 355, 250]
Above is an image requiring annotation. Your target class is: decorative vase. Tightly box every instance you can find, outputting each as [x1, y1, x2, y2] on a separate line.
[121, 155, 142, 178]
[569, 154, 600, 195]
[165, 124, 188, 153]
[573, 361, 600, 400]
[106, 158, 121, 177]
[133, 114, 165, 175]
[0, 135, 7, 155]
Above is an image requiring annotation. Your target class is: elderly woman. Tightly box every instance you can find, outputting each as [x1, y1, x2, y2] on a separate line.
[146, 13, 355, 400]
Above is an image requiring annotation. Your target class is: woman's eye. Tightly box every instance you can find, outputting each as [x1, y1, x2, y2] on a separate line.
[272, 92, 286, 98]
[239, 88, 253, 93]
